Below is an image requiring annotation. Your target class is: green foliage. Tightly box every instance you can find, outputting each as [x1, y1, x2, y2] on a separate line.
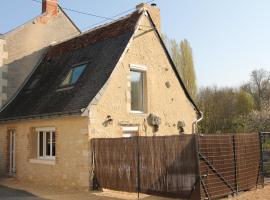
[197, 87, 254, 133]
[235, 90, 254, 115]
[162, 34, 197, 99]
[178, 40, 197, 99]
[246, 102, 270, 132]
[197, 68, 270, 134]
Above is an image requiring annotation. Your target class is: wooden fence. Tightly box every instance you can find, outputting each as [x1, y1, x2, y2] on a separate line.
[91, 133, 263, 200]
[91, 135, 200, 199]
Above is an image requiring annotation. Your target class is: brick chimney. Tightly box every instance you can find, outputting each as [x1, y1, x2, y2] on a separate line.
[42, 0, 59, 16]
[136, 3, 161, 32]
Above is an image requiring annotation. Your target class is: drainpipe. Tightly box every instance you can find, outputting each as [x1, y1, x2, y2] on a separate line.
[192, 111, 203, 134]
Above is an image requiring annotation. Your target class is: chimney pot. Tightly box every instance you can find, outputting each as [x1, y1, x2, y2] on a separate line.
[42, 0, 59, 16]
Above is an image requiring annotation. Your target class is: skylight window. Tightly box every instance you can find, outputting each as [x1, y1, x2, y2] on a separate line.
[61, 63, 87, 87]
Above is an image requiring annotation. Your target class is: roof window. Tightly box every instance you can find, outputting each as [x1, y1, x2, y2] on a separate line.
[60, 63, 87, 87]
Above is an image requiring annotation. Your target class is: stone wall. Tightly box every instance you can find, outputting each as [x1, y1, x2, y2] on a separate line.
[0, 36, 8, 106]
[0, 116, 90, 190]
[88, 14, 198, 139]
[0, 118, 8, 176]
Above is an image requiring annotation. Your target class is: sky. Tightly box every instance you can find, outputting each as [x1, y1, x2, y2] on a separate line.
[1, 0, 270, 88]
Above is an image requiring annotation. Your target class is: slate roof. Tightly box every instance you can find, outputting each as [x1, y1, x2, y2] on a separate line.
[0, 11, 142, 121]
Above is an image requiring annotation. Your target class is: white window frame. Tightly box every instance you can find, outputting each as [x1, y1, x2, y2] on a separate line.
[122, 126, 139, 138]
[36, 127, 56, 160]
[130, 64, 147, 114]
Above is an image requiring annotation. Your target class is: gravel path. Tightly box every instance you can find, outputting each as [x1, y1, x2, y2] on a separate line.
[0, 178, 269, 200]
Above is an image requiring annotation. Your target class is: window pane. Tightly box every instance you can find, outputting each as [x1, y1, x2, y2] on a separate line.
[46, 132, 50, 156]
[61, 64, 87, 86]
[39, 132, 43, 157]
[52, 132, 56, 157]
[61, 71, 72, 86]
[131, 70, 144, 111]
[71, 64, 87, 84]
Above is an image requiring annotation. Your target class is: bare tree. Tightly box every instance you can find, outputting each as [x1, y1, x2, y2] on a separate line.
[249, 69, 270, 110]
[162, 34, 197, 99]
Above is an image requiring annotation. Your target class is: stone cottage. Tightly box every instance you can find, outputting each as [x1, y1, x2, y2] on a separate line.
[0, 2, 201, 190]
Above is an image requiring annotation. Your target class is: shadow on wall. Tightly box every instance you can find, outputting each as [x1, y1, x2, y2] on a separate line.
[5, 47, 48, 104]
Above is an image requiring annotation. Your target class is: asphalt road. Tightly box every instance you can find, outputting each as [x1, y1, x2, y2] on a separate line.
[0, 185, 44, 200]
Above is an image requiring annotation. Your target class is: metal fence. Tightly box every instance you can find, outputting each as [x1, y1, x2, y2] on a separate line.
[91, 133, 263, 200]
[261, 132, 270, 182]
[198, 133, 263, 199]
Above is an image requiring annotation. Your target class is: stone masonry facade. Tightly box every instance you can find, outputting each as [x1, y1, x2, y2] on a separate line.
[0, 117, 90, 189]
[0, 36, 8, 105]
[88, 14, 197, 139]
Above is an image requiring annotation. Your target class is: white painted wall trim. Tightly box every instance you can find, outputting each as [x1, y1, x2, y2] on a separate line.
[130, 64, 147, 71]
[35, 127, 56, 132]
[122, 126, 139, 132]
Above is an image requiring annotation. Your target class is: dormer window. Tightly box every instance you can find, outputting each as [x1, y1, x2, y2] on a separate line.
[60, 63, 87, 87]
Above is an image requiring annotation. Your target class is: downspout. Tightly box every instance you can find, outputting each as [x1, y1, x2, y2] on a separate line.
[192, 111, 203, 134]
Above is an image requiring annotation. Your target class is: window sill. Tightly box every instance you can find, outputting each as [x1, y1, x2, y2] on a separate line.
[29, 159, 56, 165]
[56, 86, 74, 92]
[130, 111, 147, 116]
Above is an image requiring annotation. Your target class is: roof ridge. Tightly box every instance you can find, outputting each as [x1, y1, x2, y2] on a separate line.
[46, 10, 142, 58]
[3, 7, 78, 36]
[50, 10, 140, 47]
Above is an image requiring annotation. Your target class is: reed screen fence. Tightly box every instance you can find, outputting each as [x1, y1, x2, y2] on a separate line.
[91, 133, 264, 200]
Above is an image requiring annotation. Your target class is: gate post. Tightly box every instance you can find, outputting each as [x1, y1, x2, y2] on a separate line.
[189, 134, 202, 200]
[136, 136, 141, 199]
[258, 132, 264, 188]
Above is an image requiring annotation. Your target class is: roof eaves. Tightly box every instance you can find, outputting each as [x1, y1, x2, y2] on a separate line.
[4, 6, 81, 36]
[3, 13, 46, 36]
[0, 109, 82, 123]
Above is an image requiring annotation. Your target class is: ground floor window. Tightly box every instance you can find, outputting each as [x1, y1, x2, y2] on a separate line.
[36, 128, 56, 160]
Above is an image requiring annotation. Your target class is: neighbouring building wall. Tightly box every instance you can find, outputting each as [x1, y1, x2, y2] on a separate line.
[88, 14, 197, 139]
[0, 118, 7, 176]
[2, 9, 80, 106]
[0, 36, 8, 106]
[0, 116, 90, 189]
